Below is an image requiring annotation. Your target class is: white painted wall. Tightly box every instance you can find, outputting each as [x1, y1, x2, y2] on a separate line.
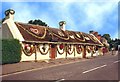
[56, 45, 66, 59]
[86, 51, 92, 58]
[37, 44, 50, 60]
[66, 45, 75, 58]
[21, 51, 35, 61]
[20, 43, 35, 61]
[98, 48, 103, 56]
[20, 44, 50, 62]
[74, 46, 83, 58]
[20, 43, 102, 61]
[93, 52, 97, 56]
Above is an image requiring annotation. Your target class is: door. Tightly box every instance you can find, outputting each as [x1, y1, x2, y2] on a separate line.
[83, 46, 86, 58]
[50, 44, 57, 59]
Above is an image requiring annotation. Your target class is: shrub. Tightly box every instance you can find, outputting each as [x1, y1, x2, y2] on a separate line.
[1, 39, 21, 64]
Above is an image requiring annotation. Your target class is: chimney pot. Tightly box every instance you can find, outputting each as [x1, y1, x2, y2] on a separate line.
[5, 9, 15, 20]
[59, 21, 66, 31]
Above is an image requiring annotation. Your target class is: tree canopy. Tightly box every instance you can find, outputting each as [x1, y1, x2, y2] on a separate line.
[110, 38, 120, 50]
[102, 34, 120, 50]
[28, 19, 48, 27]
[102, 34, 111, 43]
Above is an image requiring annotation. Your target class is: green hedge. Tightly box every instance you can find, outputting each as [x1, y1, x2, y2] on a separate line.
[1, 39, 21, 64]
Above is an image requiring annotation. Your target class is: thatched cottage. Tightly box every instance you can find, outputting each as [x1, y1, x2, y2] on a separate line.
[1, 9, 104, 61]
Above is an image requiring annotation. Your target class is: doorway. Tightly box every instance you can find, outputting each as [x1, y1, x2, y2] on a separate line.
[50, 44, 57, 59]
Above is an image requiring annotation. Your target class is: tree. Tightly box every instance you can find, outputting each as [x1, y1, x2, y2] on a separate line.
[102, 34, 112, 50]
[102, 34, 120, 50]
[102, 34, 111, 43]
[28, 19, 48, 27]
[112, 39, 120, 50]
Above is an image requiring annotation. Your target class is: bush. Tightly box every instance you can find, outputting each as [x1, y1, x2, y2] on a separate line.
[1, 39, 21, 64]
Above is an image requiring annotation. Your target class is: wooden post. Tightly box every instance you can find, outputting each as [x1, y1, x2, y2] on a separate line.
[83, 45, 86, 58]
[91, 46, 93, 57]
[35, 45, 37, 62]
[74, 45, 76, 60]
[65, 44, 67, 59]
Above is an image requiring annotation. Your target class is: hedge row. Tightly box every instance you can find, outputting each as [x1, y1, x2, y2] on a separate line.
[1, 39, 21, 64]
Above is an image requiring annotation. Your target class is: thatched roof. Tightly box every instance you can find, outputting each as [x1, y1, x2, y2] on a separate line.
[15, 22, 103, 46]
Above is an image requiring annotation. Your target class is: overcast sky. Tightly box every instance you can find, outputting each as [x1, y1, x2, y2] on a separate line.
[1, 0, 119, 39]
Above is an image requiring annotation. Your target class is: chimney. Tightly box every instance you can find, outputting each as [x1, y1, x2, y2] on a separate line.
[5, 9, 15, 20]
[89, 30, 94, 34]
[59, 21, 66, 31]
[97, 34, 101, 41]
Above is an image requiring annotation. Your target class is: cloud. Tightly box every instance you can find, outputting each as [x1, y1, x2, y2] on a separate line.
[2, 2, 35, 22]
[2, 1, 118, 39]
[77, 2, 117, 30]
[50, 2, 78, 30]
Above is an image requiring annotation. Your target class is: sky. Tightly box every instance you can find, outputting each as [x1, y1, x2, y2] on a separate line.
[1, 0, 119, 39]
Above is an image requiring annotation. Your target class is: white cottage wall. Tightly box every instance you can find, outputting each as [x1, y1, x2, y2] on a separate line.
[20, 44, 35, 61]
[86, 52, 92, 58]
[92, 52, 97, 57]
[66, 45, 75, 58]
[21, 52, 35, 61]
[74, 45, 83, 58]
[36, 44, 50, 60]
[98, 48, 103, 56]
[56, 45, 66, 59]
[21, 44, 50, 61]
